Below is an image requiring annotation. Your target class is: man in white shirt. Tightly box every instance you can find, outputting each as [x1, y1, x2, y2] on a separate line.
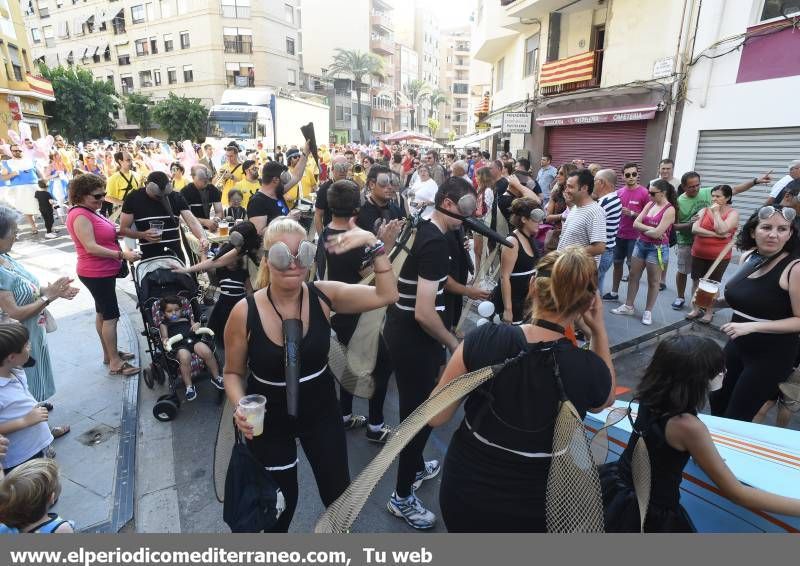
[649, 158, 680, 192]
[558, 169, 607, 262]
[766, 160, 800, 205]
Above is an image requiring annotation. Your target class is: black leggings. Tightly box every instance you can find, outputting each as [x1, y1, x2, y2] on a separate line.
[338, 338, 392, 426]
[34, 191, 54, 233]
[384, 321, 444, 498]
[246, 388, 350, 532]
[710, 334, 799, 421]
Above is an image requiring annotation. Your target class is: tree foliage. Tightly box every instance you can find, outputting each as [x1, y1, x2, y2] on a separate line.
[427, 90, 449, 119]
[327, 49, 384, 143]
[152, 93, 207, 141]
[427, 118, 440, 138]
[402, 80, 431, 131]
[39, 65, 118, 141]
[123, 92, 154, 137]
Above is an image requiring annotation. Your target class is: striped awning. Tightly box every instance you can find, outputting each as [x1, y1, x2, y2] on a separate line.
[539, 51, 597, 88]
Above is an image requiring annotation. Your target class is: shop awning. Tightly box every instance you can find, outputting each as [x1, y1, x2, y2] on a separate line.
[535, 105, 659, 127]
[451, 127, 501, 148]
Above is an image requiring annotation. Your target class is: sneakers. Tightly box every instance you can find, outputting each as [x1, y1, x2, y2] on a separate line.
[366, 424, 391, 444]
[412, 459, 441, 490]
[611, 304, 635, 316]
[44, 232, 57, 240]
[387, 492, 436, 530]
[343, 414, 367, 430]
[185, 386, 197, 401]
[601, 292, 619, 301]
[621, 275, 629, 282]
[642, 311, 653, 326]
[211, 375, 225, 390]
[671, 298, 685, 310]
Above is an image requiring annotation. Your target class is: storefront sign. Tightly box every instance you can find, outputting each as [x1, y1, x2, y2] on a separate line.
[20, 100, 41, 114]
[537, 108, 657, 127]
[501, 112, 532, 134]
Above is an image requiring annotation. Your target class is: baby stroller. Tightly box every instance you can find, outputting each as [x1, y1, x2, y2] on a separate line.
[133, 253, 221, 422]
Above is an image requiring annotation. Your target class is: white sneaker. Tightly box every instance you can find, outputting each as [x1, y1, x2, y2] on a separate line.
[44, 232, 57, 239]
[642, 311, 653, 326]
[387, 492, 436, 530]
[611, 304, 635, 316]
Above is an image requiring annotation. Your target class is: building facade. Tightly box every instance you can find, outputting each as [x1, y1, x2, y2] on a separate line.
[23, 0, 300, 137]
[472, 0, 691, 178]
[439, 26, 485, 141]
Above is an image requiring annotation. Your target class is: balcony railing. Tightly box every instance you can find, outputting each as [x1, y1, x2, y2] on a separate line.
[371, 13, 393, 31]
[539, 50, 602, 96]
[224, 38, 253, 54]
[370, 38, 394, 55]
[372, 107, 394, 120]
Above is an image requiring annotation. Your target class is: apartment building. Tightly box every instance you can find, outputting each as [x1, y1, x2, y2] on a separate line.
[394, 43, 419, 131]
[23, 0, 300, 136]
[472, 0, 690, 177]
[439, 26, 490, 141]
[299, 0, 396, 143]
[672, 0, 800, 224]
[0, 0, 54, 139]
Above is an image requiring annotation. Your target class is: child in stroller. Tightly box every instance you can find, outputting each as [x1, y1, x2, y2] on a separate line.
[158, 296, 224, 401]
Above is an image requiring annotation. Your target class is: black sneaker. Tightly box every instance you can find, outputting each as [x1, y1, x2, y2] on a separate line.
[343, 414, 367, 430]
[601, 292, 619, 301]
[366, 424, 391, 443]
[211, 375, 225, 390]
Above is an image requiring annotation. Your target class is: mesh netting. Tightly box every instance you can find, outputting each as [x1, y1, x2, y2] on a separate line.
[631, 434, 652, 532]
[455, 243, 499, 333]
[590, 407, 628, 466]
[214, 399, 236, 502]
[328, 336, 376, 398]
[314, 364, 500, 533]
[545, 400, 606, 533]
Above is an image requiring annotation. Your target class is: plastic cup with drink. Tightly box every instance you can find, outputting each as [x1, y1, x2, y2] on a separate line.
[694, 278, 720, 310]
[238, 394, 266, 437]
[149, 220, 164, 241]
[218, 220, 230, 237]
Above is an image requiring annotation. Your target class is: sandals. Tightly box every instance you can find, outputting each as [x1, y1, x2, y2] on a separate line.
[698, 314, 714, 325]
[343, 415, 367, 430]
[686, 309, 705, 320]
[51, 425, 70, 439]
[103, 351, 136, 365]
[109, 361, 140, 376]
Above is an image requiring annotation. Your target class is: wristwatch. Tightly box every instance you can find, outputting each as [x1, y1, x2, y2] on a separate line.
[40, 295, 51, 306]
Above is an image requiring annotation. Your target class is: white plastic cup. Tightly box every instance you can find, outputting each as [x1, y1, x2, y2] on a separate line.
[238, 394, 266, 437]
[149, 220, 164, 239]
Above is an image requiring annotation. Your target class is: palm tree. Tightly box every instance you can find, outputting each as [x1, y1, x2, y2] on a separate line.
[402, 79, 431, 131]
[327, 49, 383, 143]
[427, 89, 449, 120]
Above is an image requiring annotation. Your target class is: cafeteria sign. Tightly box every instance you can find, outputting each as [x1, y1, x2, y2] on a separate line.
[501, 112, 532, 134]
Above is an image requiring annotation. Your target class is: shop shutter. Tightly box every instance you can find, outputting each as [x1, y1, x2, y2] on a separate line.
[695, 127, 800, 225]
[545, 120, 647, 179]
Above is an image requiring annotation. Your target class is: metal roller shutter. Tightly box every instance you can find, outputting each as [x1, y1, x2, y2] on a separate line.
[545, 121, 648, 178]
[695, 127, 800, 225]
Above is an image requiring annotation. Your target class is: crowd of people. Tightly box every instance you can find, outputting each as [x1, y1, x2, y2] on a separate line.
[0, 129, 799, 533]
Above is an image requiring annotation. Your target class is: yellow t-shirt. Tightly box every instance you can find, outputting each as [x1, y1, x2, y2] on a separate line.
[172, 177, 187, 191]
[219, 162, 245, 205]
[106, 170, 141, 203]
[233, 178, 260, 208]
[284, 157, 319, 208]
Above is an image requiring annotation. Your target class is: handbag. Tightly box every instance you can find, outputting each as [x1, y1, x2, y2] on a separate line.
[116, 255, 129, 279]
[223, 429, 285, 533]
[43, 308, 57, 333]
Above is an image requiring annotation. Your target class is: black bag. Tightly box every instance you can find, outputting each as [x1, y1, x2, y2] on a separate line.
[116, 259, 129, 279]
[223, 431, 285, 533]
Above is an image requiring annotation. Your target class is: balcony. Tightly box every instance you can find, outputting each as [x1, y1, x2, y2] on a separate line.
[371, 13, 393, 32]
[372, 107, 394, 120]
[370, 37, 394, 55]
[539, 50, 601, 96]
[224, 38, 253, 54]
[454, 43, 470, 55]
[471, 4, 517, 63]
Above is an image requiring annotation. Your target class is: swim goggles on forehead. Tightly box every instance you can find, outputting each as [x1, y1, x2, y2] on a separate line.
[267, 240, 316, 271]
[758, 205, 796, 222]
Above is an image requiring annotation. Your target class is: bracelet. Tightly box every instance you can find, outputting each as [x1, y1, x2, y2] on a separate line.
[365, 240, 385, 257]
[753, 177, 758, 186]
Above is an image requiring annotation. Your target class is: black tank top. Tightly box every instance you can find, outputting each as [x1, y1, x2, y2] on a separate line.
[726, 254, 797, 322]
[615, 404, 691, 508]
[245, 282, 334, 418]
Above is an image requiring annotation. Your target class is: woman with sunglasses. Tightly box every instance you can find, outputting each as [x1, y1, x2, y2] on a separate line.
[612, 180, 677, 326]
[66, 174, 141, 376]
[223, 217, 398, 532]
[709, 205, 800, 422]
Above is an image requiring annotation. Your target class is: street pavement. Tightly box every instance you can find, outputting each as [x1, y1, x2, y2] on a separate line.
[12, 220, 797, 533]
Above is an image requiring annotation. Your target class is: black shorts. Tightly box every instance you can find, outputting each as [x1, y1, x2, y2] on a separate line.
[78, 275, 121, 321]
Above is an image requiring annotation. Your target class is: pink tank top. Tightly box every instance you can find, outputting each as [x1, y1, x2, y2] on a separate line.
[639, 202, 673, 245]
[66, 207, 122, 278]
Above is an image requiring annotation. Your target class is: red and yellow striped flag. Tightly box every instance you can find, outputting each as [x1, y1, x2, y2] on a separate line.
[540, 51, 596, 88]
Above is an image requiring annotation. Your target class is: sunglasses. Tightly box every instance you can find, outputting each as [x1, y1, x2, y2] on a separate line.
[758, 205, 796, 222]
[90, 192, 107, 200]
[624, 172, 638, 178]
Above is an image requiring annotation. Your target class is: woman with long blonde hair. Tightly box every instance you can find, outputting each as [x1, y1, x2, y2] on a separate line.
[430, 246, 616, 532]
[223, 217, 398, 532]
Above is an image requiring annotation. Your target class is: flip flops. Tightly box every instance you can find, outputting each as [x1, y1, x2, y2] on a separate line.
[103, 351, 136, 365]
[50, 425, 70, 439]
[109, 361, 140, 376]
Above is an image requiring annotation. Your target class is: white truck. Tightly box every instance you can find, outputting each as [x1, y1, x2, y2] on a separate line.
[206, 88, 329, 152]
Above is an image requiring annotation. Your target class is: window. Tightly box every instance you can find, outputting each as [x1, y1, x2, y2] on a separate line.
[135, 38, 149, 56]
[167, 67, 177, 84]
[288, 69, 296, 86]
[225, 62, 254, 87]
[164, 34, 174, 52]
[120, 74, 134, 94]
[180, 31, 190, 49]
[452, 83, 468, 94]
[118, 53, 131, 65]
[160, 0, 172, 18]
[286, 37, 295, 55]
[8, 45, 23, 81]
[761, 0, 800, 20]
[153, 69, 162, 86]
[36, 0, 49, 18]
[284, 3, 294, 23]
[146, 2, 156, 21]
[221, 0, 250, 18]
[150, 37, 158, 54]
[523, 34, 539, 77]
[496, 57, 505, 91]
[224, 28, 252, 53]
[139, 70, 153, 87]
[131, 5, 145, 24]
[112, 11, 126, 35]
[30, 28, 41, 44]
[183, 65, 193, 82]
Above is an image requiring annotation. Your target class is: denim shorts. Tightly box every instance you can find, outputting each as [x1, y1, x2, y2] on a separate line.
[612, 237, 636, 263]
[633, 240, 670, 266]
